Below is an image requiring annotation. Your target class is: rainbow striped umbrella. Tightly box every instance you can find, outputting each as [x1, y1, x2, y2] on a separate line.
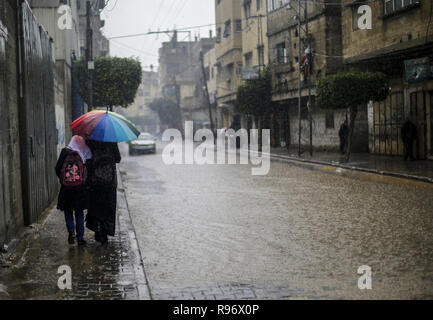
[70, 110, 140, 142]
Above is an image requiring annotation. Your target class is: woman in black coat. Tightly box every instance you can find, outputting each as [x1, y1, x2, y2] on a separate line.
[55, 136, 92, 245]
[85, 140, 121, 244]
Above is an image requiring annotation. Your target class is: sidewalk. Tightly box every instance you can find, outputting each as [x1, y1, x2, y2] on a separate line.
[267, 146, 433, 184]
[0, 171, 150, 300]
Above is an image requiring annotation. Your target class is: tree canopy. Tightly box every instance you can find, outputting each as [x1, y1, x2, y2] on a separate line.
[316, 70, 388, 110]
[236, 69, 272, 116]
[73, 57, 142, 110]
[148, 98, 182, 130]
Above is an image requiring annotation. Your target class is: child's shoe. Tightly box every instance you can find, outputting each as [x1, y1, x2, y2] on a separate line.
[68, 232, 75, 244]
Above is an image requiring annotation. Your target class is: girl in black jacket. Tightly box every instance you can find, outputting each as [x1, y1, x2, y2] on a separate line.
[55, 136, 92, 245]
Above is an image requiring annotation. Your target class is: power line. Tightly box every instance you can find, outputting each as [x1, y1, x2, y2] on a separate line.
[139, 0, 167, 52]
[110, 39, 159, 57]
[148, 0, 191, 53]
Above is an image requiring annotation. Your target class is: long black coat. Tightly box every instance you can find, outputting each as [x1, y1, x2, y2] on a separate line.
[85, 141, 121, 236]
[401, 120, 418, 143]
[55, 148, 89, 212]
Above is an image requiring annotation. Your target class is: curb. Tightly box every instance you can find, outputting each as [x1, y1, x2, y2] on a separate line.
[245, 149, 433, 185]
[117, 169, 153, 300]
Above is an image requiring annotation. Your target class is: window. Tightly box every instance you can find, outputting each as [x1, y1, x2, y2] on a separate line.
[384, 0, 413, 15]
[235, 19, 242, 32]
[267, 0, 288, 12]
[325, 112, 335, 129]
[216, 27, 221, 43]
[223, 20, 231, 38]
[276, 43, 287, 64]
[244, 52, 253, 67]
[244, 1, 251, 19]
[204, 67, 210, 81]
[258, 45, 265, 66]
[236, 62, 243, 75]
[257, 0, 262, 10]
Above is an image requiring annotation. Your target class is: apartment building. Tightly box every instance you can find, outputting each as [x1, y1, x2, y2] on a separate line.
[342, 0, 433, 159]
[215, 0, 243, 129]
[266, 0, 347, 150]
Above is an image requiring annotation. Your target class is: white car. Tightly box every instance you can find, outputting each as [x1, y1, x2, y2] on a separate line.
[129, 133, 156, 155]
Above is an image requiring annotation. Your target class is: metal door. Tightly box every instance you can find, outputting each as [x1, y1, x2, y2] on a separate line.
[19, 2, 58, 225]
[0, 17, 9, 243]
[410, 91, 427, 160]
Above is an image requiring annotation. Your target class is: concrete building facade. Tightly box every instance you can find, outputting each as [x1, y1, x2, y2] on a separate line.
[159, 35, 215, 133]
[29, 0, 81, 155]
[266, 0, 349, 150]
[204, 46, 218, 128]
[241, 0, 268, 72]
[215, 0, 243, 129]
[78, 0, 109, 58]
[342, 0, 433, 159]
[116, 70, 161, 135]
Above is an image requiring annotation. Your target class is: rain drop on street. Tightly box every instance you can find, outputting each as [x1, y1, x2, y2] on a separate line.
[119, 142, 433, 300]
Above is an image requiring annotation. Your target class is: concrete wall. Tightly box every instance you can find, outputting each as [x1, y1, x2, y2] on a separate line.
[29, 0, 80, 152]
[285, 106, 368, 152]
[0, 0, 24, 245]
[215, 0, 243, 104]
[342, 0, 433, 61]
[268, 2, 342, 101]
[241, 0, 268, 69]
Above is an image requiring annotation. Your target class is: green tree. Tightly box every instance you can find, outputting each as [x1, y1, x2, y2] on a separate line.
[148, 98, 182, 131]
[316, 70, 388, 160]
[236, 68, 272, 117]
[74, 57, 142, 111]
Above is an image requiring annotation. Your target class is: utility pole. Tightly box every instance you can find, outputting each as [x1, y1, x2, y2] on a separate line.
[200, 51, 215, 137]
[297, 0, 302, 156]
[172, 75, 184, 135]
[86, 1, 94, 110]
[305, 1, 312, 156]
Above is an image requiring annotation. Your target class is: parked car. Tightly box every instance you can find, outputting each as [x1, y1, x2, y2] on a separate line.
[129, 133, 156, 155]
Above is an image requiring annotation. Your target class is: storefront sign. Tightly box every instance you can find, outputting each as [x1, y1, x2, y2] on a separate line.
[241, 67, 259, 80]
[404, 56, 433, 83]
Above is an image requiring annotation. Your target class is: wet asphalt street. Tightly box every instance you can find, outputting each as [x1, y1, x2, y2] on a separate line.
[119, 142, 433, 300]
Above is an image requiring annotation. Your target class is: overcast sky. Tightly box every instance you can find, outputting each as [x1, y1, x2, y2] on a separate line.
[101, 0, 216, 71]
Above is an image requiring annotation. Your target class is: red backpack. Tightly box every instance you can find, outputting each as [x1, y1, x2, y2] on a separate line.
[60, 151, 87, 188]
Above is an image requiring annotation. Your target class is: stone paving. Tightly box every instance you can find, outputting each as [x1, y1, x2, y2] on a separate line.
[0, 172, 150, 300]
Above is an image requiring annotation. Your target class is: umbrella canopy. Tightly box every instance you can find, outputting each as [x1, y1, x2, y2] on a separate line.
[70, 110, 140, 142]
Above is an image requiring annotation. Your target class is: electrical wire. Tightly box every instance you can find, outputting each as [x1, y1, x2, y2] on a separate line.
[148, 0, 192, 53]
[110, 39, 159, 57]
[139, 0, 167, 52]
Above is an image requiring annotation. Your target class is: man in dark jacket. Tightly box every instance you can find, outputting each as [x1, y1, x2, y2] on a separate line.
[339, 120, 349, 154]
[401, 117, 418, 161]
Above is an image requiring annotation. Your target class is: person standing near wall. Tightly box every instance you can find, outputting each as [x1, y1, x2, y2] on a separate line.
[401, 117, 418, 161]
[338, 120, 349, 154]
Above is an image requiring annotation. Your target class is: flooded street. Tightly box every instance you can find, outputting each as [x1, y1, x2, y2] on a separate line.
[119, 142, 433, 299]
